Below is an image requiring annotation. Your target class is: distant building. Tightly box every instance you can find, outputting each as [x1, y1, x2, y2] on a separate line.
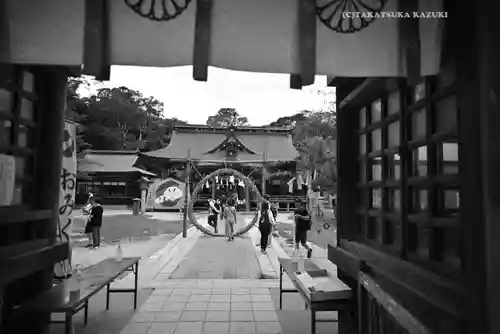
[135, 124, 302, 210]
[76, 150, 156, 205]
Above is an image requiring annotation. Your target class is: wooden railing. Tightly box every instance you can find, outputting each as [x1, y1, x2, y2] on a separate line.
[193, 194, 307, 212]
[269, 195, 307, 212]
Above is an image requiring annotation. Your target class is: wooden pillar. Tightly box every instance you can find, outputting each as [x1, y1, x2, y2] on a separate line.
[245, 186, 250, 211]
[35, 67, 68, 240]
[261, 166, 266, 196]
[336, 105, 359, 241]
[182, 153, 191, 238]
[335, 88, 360, 334]
[456, 0, 500, 333]
[211, 179, 216, 199]
[13, 66, 67, 334]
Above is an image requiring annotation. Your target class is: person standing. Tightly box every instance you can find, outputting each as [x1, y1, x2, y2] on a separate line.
[256, 195, 277, 248]
[89, 196, 104, 249]
[294, 199, 313, 258]
[82, 192, 95, 247]
[258, 201, 275, 254]
[223, 198, 237, 241]
[219, 194, 227, 219]
[207, 198, 220, 233]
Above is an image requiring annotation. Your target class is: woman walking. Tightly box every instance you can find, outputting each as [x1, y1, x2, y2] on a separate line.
[256, 196, 277, 248]
[223, 198, 237, 241]
[258, 201, 275, 254]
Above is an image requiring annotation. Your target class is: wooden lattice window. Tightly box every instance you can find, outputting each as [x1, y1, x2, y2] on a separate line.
[0, 67, 38, 208]
[357, 95, 403, 254]
[355, 73, 460, 278]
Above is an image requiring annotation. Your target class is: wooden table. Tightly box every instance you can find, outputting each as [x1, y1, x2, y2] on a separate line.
[278, 257, 352, 334]
[17, 257, 140, 334]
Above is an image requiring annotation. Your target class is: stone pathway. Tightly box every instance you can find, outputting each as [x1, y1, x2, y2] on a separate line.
[116, 215, 285, 334]
[121, 286, 281, 334]
[114, 213, 344, 334]
[170, 234, 261, 279]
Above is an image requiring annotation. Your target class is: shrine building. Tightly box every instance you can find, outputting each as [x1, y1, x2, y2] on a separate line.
[134, 124, 306, 211]
[76, 150, 156, 205]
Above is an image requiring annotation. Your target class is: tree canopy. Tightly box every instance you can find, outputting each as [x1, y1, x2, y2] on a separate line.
[268, 106, 337, 193]
[65, 77, 187, 153]
[206, 108, 249, 127]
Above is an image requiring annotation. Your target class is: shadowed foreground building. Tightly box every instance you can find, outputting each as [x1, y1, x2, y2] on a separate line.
[0, 0, 498, 333]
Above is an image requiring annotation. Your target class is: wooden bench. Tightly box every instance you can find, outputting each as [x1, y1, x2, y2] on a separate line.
[16, 257, 140, 334]
[278, 257, 353, 334]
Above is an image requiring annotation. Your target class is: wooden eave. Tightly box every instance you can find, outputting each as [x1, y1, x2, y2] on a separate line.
[204, 132, 257, 155]
[173, 124, 292, 135]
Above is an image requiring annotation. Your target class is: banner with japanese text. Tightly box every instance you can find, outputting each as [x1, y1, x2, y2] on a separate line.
[54, 120, 77, 277]
[7, 0, 443, 77]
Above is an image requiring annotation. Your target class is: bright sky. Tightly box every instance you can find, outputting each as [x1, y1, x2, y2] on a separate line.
[90, 66, 334, 126]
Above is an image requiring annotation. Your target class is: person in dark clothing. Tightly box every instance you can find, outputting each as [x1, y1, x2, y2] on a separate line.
[256, 195, 277, 248]
[294, 200, 312, 258]
[82, 191, 95, 247]
[89, 196, 103, 249]
[258, 201, 275, 254]
[207, 198, 220, 233]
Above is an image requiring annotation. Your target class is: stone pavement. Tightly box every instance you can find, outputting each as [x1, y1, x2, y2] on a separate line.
[108, 214, 339, 334]
[170, 234, 262, 279]
[121, 287, 282, 334]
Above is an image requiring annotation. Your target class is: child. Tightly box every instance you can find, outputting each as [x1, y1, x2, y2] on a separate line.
[89, 196, 103, 249]
[294, 200, 313, 258]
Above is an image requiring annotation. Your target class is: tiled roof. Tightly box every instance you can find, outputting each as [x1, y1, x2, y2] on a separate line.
[78, 150, 156, 176]
[142, 125, 299, 162]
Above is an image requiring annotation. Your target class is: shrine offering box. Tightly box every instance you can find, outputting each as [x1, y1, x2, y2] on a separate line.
[294, 269, 352, 302]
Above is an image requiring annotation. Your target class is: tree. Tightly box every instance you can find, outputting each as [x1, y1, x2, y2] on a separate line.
[268, 108, 337, 194]
[206, 108, 249, 127]
[308, 87, 336, 115]
[65, 78, 186, 152]
[268, 113, 308, 128]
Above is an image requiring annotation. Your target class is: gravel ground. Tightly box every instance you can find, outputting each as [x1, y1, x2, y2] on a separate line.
[72, 214, 183, 246]
[69, 214, 184, 271]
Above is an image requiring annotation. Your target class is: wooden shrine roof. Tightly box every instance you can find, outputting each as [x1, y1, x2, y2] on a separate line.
[141, 124, 299, 163]
[78, 150, 157, 176]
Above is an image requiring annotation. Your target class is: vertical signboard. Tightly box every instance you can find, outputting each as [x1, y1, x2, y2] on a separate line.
[153, 178, 186, 211]
[54, 120, 77, 277]
[145, 181, 157, 211]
